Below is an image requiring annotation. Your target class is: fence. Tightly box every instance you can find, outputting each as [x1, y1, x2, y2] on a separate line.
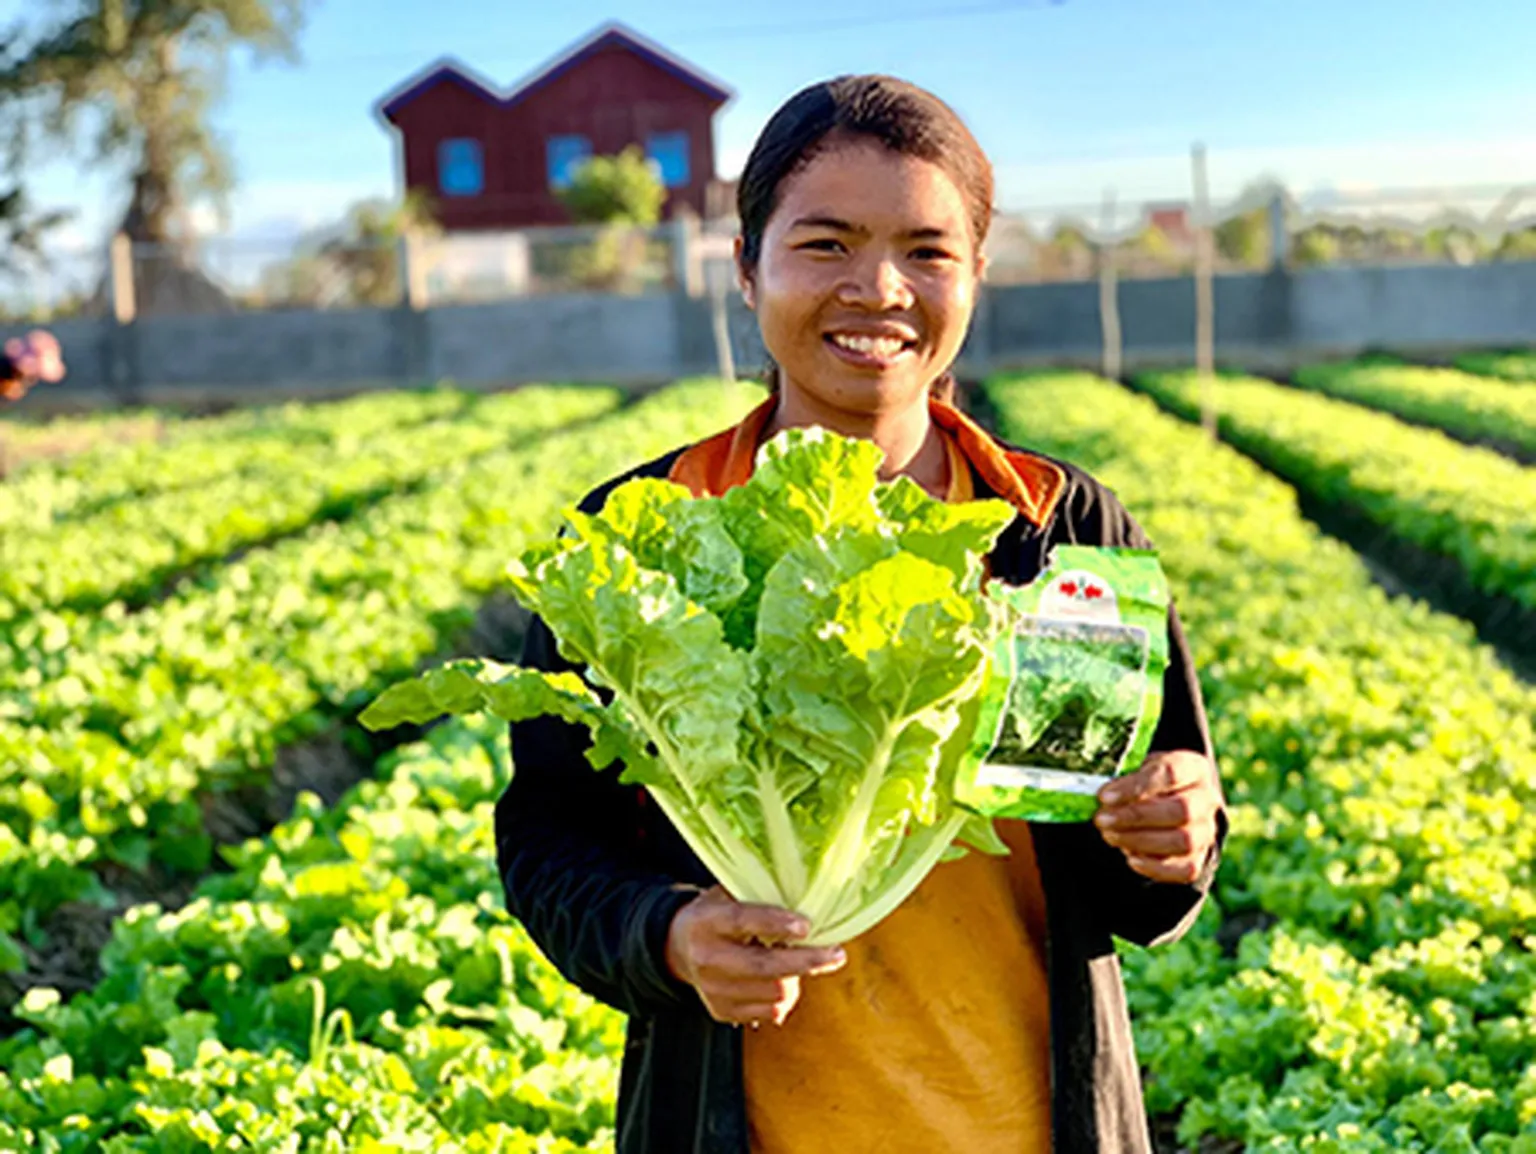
[6, 176, 1533, 324]
[0, 219, 710, 321]
[6, 257, 1534, 412]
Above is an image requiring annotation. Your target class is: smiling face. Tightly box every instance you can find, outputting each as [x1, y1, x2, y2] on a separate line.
[738, 138, 984, 423]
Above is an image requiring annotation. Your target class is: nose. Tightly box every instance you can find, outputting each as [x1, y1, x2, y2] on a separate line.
[838, 250, 914, 311]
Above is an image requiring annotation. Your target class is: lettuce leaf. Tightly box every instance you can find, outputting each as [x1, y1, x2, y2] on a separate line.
[362, 427, 1017, 945]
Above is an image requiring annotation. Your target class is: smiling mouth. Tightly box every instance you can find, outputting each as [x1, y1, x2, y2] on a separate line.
[825, 332, 917, 360]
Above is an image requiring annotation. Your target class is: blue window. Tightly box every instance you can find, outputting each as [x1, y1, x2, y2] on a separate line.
[547, 134, 592, 190]
[438, 138, 484, 198]
[646, 131, 690, 188]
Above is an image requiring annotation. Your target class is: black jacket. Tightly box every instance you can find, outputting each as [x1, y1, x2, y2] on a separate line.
[496, 436, 1225, 1154]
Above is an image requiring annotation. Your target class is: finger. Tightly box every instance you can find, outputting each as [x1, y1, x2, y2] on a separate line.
[1100, 752, 1209, 805]
[698, 942, 845, 982]
[713, 900, 812, 945]
[702, 978, 794, 1005]
[1097, 792, 1217, 833]
[705, 998, 779, 1025]
[1102, 826, 1208, 859]
[709, 980, 802, 1025]
[1124, 852, 1207, 885]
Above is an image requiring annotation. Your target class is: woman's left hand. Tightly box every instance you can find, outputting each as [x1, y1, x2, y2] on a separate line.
[1093, 750, 1225, 885]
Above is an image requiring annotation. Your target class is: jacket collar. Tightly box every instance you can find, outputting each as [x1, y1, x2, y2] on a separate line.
[667, 394, 1066, 528]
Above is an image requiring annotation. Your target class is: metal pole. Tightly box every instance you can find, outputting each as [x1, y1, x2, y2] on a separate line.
[707, 258, 736, 384]
[1098, 188, 1122, 381]
[1191, 143, 1217, 437]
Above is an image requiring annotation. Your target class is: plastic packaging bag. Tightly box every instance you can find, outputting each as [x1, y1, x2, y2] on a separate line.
[958, 546, 1171, 822]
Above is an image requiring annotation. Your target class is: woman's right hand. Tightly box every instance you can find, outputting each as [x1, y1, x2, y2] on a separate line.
[664, 886, 847, 1027]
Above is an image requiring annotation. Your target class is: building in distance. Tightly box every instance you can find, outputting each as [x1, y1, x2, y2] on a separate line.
[377, 22, 733, 232]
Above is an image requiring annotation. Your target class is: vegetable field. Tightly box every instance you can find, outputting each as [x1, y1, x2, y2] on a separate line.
[3, 360, 1534, 1150]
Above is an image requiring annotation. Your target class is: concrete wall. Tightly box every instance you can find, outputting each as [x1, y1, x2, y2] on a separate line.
[7, 259, 1534, 410]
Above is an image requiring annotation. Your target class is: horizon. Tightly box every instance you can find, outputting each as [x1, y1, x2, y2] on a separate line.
[3, 0, 1534, 257]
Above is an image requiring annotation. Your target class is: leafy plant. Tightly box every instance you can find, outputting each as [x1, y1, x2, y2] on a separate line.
[987, 371, 1536, 1148]
[1135, 369, 1536, 609]
[363, 428, 1019, 945]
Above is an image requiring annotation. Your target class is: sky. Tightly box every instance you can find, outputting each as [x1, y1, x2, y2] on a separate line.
[5, 0, 1536, 257]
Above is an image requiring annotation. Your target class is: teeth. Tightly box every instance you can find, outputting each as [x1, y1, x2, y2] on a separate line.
[831, 333, 907, 357]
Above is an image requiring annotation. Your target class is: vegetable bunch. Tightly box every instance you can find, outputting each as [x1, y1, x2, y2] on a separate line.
[363, 428, 1017, 945]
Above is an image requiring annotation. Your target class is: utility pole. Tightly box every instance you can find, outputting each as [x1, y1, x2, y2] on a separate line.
[1191, 143, 1217, 437]
[1098, 188, 1122, 381]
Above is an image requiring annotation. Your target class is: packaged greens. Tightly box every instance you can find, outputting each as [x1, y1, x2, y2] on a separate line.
[959, 546, 1171, 823]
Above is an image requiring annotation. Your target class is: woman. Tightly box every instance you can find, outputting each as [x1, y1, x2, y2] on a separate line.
[1, 329, 65, 403]
[497, 75, 1226, 1154]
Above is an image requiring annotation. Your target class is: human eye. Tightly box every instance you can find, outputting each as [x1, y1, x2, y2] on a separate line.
[911, 244, 957, 262]
[797, 237, 846, 254]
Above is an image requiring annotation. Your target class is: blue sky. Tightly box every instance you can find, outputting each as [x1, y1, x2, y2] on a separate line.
[7, 0, 1536, 252]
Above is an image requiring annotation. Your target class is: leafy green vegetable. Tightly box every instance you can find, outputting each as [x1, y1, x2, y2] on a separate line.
[987, 370, 1536, 1150]
[363, 428, 1018, 945]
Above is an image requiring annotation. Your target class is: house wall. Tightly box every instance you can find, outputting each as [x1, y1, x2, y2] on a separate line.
[392, 46, 720, 232]
[391, 79, 504, 232]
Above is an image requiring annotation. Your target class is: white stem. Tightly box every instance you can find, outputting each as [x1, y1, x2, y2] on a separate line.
[756, 760, 807, 904]
[805, 811, 968, 946]
[795, 728, 899, 927]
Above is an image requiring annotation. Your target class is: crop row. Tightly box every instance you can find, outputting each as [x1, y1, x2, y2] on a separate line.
[0, 387, 615, 616]
[0, 411, 166, 480]
[0, 381, 760, 969]
[986, 373, 1536, 1149]
[1455, 350, 1536, 383]
[0, 388, 468, 536]
[1134, 369, 1536, 612]
[1291, 361, 1536, 460]
[0, 714, 621, 1151]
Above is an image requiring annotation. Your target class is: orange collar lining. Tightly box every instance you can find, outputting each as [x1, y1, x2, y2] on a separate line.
[666, 395, 1065, 527]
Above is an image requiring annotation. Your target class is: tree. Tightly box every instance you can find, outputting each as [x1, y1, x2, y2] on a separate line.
[0, 186, 72, 276]
[255, 192, 438, 309]
[1291, 224, 1341, 267]
[1495, 226, 1536, 262]
[1214, 207, 1269, 268]
[556, 146, 667, 227]
[1424, 224, 1489, 265]
[0, 0, 309, 249]
[551, 147, 668, 293]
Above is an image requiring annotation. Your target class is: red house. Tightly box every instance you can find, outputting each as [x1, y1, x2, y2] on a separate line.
[377, 23, 732, 232]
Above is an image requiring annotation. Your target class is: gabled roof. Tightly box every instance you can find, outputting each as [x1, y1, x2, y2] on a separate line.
[377, 21, 732, 125]
[377, 58, 502, 124]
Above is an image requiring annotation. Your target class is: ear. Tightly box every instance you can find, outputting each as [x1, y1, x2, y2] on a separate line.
[974, 251, 989, 284]
[733, 236, 755, 310]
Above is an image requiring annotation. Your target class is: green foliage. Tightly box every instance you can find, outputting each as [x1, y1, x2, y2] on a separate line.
[0, 380, 771, 1148]
[364, 429, 1017, 945]
[0, 390, 461, 532]
[1455, 350, 1536, 383]
[0, 715, 624, 1150]
[0, 0, 311, 241]
[1214, 207, 1270, 267]
[1292, 361, 1536, 458]
[0, 185, 72, 276]
[555, 146, 666, 227]
[0, 386, 515, 613]
[0, 381, 761, 947]
[986, 371, 1536, 1148]
[259, 191, 441, 309]
[1135, 368, 1536, 609]
[1496, 227, 1536, 262]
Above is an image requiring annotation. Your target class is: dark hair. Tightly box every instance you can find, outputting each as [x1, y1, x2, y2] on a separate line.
[735, 76, 992, 404]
